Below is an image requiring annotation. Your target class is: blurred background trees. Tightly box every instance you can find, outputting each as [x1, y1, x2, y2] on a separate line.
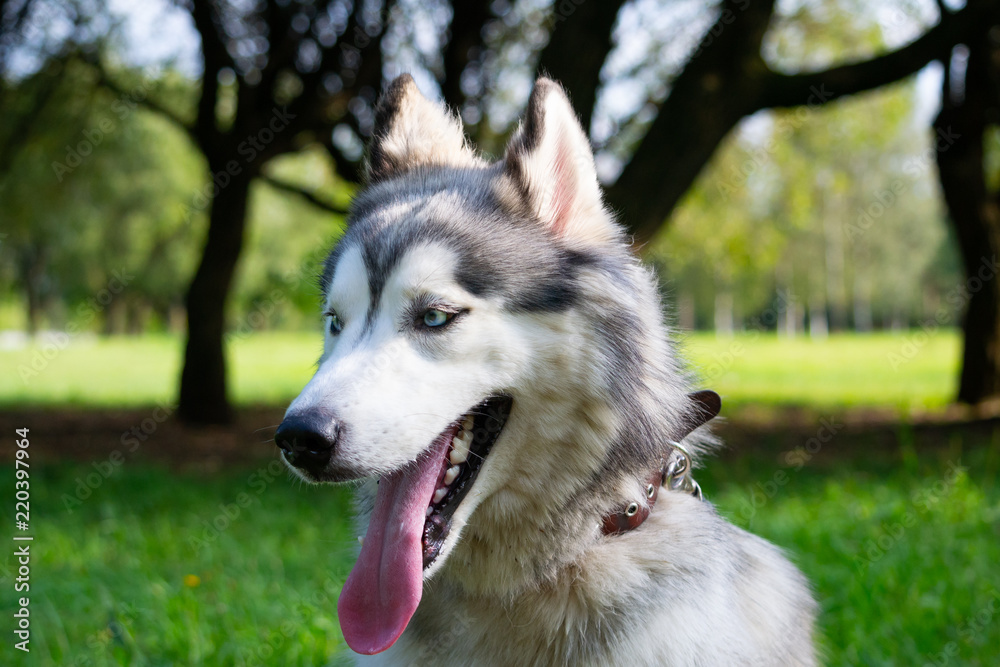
[0, 0, 998, 423]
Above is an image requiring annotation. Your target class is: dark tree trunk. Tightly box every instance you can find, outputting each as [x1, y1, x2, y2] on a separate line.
[20, 246, 45, 337]
[605, 0, 777, 241]
[440, 0, 492, 111]
[536, 0, 628, 133]
[178, 169, 253, 424]
[935, 31, 1000, 405]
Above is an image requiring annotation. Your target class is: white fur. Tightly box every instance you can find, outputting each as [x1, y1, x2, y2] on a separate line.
[369, 75, 483, 180]
[504, 80, 618, 246]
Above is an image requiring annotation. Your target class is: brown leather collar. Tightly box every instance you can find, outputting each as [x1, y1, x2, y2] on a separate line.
[601, 390, 721, 536]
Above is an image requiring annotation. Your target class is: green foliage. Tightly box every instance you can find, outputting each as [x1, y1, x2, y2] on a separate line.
[0, 58, 347, 336]
[0, 59, 204, 332]
[655, 78, 959, 332]
[654, 1, 961, 334]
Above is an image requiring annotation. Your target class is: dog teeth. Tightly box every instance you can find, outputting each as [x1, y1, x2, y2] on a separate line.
[426, 506, 434, 517]
[451, 434, 470, 464]
[462, 415, 475, 432]
[432, 487, 448, 504]
[443, 465, 460, 486]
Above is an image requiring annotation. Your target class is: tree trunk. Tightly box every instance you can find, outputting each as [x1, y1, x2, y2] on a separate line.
[935, 35, 1000, 405]
[714, 288, 734, 338]
[605, 0, 777, 241]
[21, 245, 45, 337]
[178, 171, 253, 424]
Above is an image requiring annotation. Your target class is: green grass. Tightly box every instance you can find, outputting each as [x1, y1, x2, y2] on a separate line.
[700, 431, 1000, 666]
[0, 332, 321, 408]
[4, 429, 998, 666]
[0, 330, 961, 412]
[680, 330, 961, 412]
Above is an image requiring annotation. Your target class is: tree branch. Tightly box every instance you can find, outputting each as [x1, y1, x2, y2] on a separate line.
[606, 0, 777, 242]
[607, 0, 990, 244]
[260, 173, 349, 215]
[318, 129, 363, 184]
[760, 3, 978, 109]
[89, 58, 197, 143]
[188, 0, 234, 157]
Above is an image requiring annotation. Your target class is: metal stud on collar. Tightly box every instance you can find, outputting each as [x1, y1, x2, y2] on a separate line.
[625, 502, 640, 517]
[664, 441, 704, 501]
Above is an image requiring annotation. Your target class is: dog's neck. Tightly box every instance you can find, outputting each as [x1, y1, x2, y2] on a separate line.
[440, 385, 715, 599]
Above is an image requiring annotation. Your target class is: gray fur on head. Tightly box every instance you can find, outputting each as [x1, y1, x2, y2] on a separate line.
[330, 76, 718, 476]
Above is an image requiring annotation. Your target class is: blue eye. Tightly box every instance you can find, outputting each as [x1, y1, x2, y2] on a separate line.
[327, 311, 343, 335]
[422, 309, 452, 328]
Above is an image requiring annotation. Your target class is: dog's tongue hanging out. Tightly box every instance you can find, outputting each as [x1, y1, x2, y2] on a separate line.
[337, 435, 450, 654]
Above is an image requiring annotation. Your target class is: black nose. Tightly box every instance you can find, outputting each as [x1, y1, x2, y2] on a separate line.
[275, 411, 340, 471]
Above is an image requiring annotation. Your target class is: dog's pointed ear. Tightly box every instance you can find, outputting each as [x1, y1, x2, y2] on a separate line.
[368, 74, 478, 182]
[503, 78, 615, 244]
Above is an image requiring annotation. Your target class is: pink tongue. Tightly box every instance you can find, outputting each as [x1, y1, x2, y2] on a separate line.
[337, 437, 448, 655]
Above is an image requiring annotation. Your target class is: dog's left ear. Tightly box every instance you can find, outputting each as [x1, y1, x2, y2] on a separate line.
[368, 74, 480, 182]
[503, 78, 615, 244]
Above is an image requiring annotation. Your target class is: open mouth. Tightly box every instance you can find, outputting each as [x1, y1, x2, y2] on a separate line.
[422, 395, 513, 568]
[337, 394, 512, 655]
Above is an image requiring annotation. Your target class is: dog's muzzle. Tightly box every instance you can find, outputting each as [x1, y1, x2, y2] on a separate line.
[274, 410, 340, 472]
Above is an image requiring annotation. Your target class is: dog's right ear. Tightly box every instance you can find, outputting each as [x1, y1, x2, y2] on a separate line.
[502, 78, 616, 245]
[367, 74, 479, 183]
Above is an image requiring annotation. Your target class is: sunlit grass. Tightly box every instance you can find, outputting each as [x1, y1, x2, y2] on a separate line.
[0, 332, 320, 408]
[0, 329, 961, 411]
[681, 330, 960, 413]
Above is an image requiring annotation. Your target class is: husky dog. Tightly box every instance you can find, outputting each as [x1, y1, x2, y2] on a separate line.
[274, 74, 817, 666]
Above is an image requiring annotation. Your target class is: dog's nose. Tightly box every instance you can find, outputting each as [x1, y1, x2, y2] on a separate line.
[274, 411, 340, 470]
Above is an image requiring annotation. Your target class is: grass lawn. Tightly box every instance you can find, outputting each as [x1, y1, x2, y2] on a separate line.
[3, 429, 998, 666]
[0, 329, 961, 412]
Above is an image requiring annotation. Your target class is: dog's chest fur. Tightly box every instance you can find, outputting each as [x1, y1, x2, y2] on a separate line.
[355, 493, 817, 667]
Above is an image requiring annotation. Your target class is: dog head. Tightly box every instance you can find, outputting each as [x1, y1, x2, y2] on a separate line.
[275, 74, 697, 655]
